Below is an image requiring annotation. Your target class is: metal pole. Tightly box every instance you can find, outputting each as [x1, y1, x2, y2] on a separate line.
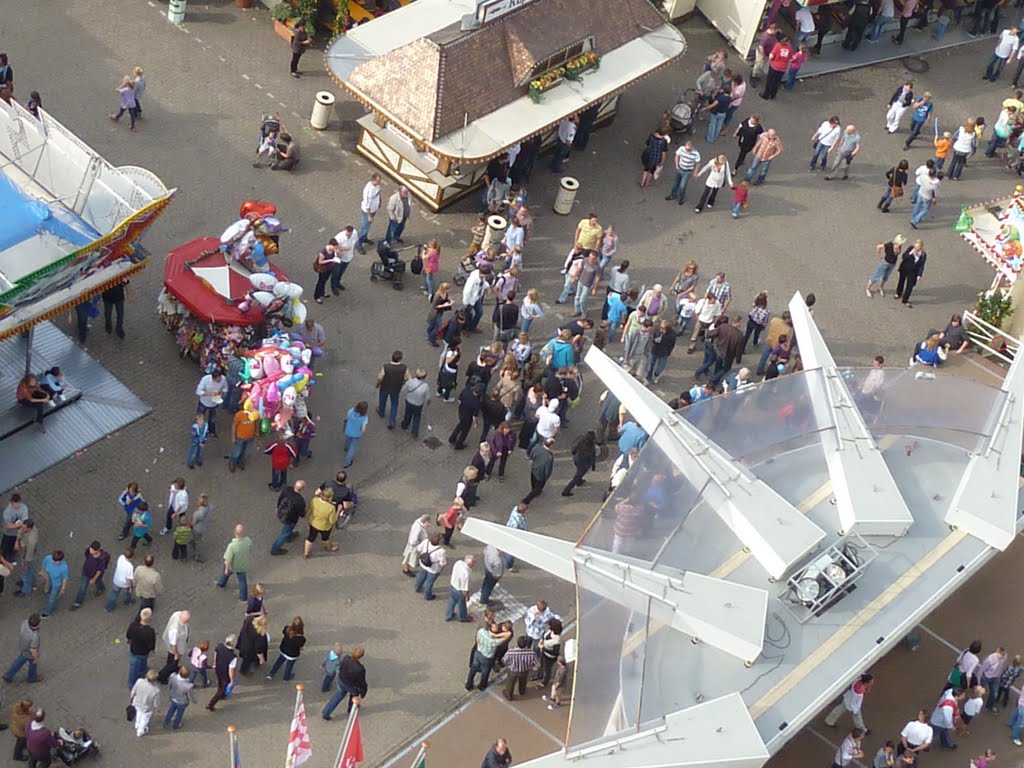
[23, 326, 34, 377]
[227, 725, 237, 768]
[333, 700, 360, 768]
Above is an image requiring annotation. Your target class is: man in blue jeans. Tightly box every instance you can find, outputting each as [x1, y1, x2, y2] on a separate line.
[40, 550, 68, 617]
[413, 534, 446, 600]
[271, 481, 306, 556]
[126, 607, 156, 689]
[445, 554, 475, 622]
[4, 613, 42, 683]
[744, 129, 784, 185]
[665, 141, 701, 203]
[70, 541, 109, 610]
[215, 524, 252, 601]
[376, 351, 409, 430]
[322, 648, 368, 720]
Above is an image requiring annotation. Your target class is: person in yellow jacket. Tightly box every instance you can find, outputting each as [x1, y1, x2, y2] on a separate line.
[304, 488, 339, 559]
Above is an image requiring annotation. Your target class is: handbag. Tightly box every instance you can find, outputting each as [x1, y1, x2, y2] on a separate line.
[947, 653, 966, 688]
[126, 704, 137, 721]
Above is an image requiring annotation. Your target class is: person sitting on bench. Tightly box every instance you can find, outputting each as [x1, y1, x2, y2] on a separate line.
[41, 367, 67, 400]
[16, 374, 51, 433]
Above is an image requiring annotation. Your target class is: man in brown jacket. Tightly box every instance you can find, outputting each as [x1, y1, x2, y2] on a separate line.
[132, 555, 164, 613]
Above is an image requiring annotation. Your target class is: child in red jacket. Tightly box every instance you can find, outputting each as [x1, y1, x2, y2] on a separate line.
[264, 436, 297, 492]
[731, 180, 750, 219]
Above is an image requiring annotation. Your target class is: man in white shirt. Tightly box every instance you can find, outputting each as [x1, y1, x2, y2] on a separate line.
[158, 609, 191, 683]
[331, 225, 358, 295]
[414, 534, 447, 600]
[107, 549, 135, 612]
[356, 173, 382, 253]
[832, 728, 864, 768]
[809, 115, 842, 171]
[195, 370, 228, 437]
[899, 709, 933, 756]
[524, 599, 559, 652]
[985, 26, 1021, 81]
[795, 4, 816, 45]
[445, 554, 475, 623]
[462, 265, 492, 332]
[550, 116, 578, 173]
[825, 673, 873, 731]
[910, 160, 933, 203]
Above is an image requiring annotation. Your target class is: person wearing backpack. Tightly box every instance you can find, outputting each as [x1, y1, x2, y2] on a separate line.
[313, 240, 340, 304]
[413, 533, 447, 600]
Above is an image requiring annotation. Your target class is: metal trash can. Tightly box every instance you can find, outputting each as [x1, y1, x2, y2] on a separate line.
[168, 0, 187, 23]
[553, 176, 579, 215]
[481, 215, 507, 250]
[310, 91, 335, 130]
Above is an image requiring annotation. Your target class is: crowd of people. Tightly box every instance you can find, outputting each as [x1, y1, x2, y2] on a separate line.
[822, 639, 1024, 767]
[3, 8, 1021, 764]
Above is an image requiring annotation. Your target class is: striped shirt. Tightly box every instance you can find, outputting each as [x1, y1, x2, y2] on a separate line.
[674, 146, 701, 172]
[748, 304, 770, 327]
[503, 646, 536, 673]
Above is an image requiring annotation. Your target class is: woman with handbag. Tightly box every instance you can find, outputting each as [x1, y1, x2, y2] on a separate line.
[877, 160, 910, 213]
[947, 640, 983, 692]
[312, 240, 340, 304]
[640, 126, 670, 188]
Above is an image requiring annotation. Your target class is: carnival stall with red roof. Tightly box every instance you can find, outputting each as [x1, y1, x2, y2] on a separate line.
[158, 202, 304, 370]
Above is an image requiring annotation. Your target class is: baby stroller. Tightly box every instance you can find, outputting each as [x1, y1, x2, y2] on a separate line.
[56, 726, 100, 764]
[253, 114, 282, 167]
[369, 240, 408, 290]
[667, 88, 700, 136]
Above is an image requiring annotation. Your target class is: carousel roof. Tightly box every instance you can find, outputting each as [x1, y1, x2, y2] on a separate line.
[327, 0, 685, 159]
[0, 97, 172, 339]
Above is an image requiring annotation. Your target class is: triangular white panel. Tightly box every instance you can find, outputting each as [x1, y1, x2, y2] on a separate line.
[788, 293, 915, 537]
[945, 352, 1024, 550]
[190, 266, 232, 300]
[575, 551, 767, 663]
[460, 518, 577, 583]
[514, 694, 768, 768]
[584, 347, 827, 580]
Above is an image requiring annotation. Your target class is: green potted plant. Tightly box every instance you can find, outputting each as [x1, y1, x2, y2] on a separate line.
[977, 289, 1015, 329]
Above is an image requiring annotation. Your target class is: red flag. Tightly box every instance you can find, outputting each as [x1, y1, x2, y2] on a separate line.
[337, 708, 364, 768]
[285, 690, 313, 768]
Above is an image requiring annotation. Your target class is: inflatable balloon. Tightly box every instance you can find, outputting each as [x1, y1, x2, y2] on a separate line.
[260, 417, 271, 434]
[250, 241, 269, 271]
[291, 300, 307, 326]
[220, 219, 250, 244]
[247, 357, 264, 380]
[249, 273, 277, 292]
[252, 291, 275, 308]
[281, 356, 295, 375]
[273, 281, 290, 298]
[285, 283, 303, 300]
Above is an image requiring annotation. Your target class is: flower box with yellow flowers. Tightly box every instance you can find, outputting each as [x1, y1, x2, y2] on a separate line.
[529, 67, 566, 103]
[563, 52, 599, 81]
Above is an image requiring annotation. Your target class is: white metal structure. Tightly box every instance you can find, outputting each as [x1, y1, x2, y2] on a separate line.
[462, 295, 1024, 768]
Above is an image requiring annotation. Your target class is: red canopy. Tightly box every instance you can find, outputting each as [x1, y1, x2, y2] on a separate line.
[163, 237, 288, 326]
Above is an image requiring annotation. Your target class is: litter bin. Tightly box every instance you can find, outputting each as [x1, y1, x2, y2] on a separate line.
[482, 215, 507, 250]
[310, 91, 335, 131]
[553, 176, 579, 215]
[168, 0, 187, 23]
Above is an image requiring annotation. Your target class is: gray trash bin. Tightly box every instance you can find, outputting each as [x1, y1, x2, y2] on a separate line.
[553, 176, 579, 215]
[311, 91, 335, 131]
[168, 0, 187, 23]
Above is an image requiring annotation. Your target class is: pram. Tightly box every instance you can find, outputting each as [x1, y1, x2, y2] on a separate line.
[253, 114, 282, 168]
[369, 240, 409, 289]
[667, 88, 700, 136]
[56, 726, 100, 765]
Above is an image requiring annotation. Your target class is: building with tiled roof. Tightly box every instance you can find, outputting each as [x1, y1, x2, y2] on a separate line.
[326, 0, 686, 209]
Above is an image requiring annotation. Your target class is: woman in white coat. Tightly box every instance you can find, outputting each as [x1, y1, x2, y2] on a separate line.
[694, 155, 733, 213]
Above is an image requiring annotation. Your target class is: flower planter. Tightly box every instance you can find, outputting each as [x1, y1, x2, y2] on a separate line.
[274, 18, 296, 42]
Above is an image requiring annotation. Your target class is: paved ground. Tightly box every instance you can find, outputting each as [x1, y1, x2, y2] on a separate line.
[0, 2, 1022, 767]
